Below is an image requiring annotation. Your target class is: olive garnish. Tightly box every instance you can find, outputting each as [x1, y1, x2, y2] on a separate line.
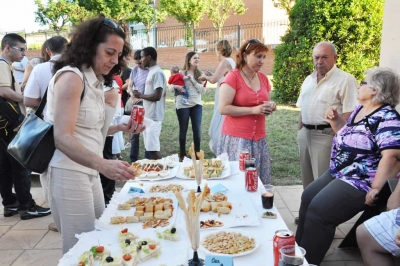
[171, 227, 176, 234]
[105, 256, 113, 262]
[142, 241, 147, 245]
[125, 239, 131, 245]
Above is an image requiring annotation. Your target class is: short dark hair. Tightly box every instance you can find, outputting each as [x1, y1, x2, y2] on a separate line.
[53, 15, 131, 86]
[1, 33, 26, 51]
[142, 47, 157, 61]
[47, 36, 68, 54]
[133, 49, 142, 60]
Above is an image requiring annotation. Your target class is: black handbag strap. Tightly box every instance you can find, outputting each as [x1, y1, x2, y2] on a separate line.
[35, 69, 86, 117]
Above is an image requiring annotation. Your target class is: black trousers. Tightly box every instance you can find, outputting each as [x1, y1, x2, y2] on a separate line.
[100, 136, 115, 205]
[295, 170, 366, 265]
[0, 135, 34, 209]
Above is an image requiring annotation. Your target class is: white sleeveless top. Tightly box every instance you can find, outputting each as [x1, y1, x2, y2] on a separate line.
[45, 66, 109, 175]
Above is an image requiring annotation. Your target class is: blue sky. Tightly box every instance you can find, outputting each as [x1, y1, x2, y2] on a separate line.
[0, 0, 47, 33]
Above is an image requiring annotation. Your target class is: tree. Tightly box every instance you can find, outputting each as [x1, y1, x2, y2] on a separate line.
[160, 0, 207, 46]
[206, 0, 247, 40]
[34, 0, 82, 33]
[78, 0, 165, 42]
[272, 0, 384, 104]
[272, 0, 296, 14]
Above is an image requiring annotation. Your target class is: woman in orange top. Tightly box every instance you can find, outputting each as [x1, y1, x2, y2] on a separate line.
[217, 39, 276, 184]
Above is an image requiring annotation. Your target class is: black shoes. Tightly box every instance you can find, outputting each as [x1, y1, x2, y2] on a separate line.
[3, 202, 20, 217]
[20, 204, 51, 220]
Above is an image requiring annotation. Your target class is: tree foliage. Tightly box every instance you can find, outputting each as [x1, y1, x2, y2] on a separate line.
[272, 0, 384, 104]
[206, 0, 246, 40]
[272, 0, 296, 14]
[34, 0, 83, 33]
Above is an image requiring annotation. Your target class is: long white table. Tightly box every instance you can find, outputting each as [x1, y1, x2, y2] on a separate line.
[118, 161, 307, 266]
[60, 161, 308, 266]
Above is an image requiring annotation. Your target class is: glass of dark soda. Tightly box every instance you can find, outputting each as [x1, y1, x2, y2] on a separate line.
[261, 184, 275, 209]
[279, 245, 306, 266]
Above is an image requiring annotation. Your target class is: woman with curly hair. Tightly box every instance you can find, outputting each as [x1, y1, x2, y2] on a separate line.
[41, 15, 144, 253]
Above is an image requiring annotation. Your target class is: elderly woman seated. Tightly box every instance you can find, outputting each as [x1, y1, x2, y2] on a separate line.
[356, 178, 400, 266]
[295, 67, 400, 265]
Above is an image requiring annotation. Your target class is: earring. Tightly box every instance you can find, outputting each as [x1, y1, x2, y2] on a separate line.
[244, 58, 247, 63]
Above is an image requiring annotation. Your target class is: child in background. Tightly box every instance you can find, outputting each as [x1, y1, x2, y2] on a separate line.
[168, 66, 189, 105]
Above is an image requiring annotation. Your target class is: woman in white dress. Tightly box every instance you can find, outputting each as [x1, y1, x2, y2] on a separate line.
[200, 40, 236, 155]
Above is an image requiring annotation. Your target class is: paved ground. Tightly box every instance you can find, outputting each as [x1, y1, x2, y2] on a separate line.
[0, 185, 366, 266]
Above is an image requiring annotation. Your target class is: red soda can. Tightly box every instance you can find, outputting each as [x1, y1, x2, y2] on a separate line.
[131, 105, 145, 125]
[239, 150, 250, 171]
[273, 229, 296, 266]
[245, 167, 258, 192]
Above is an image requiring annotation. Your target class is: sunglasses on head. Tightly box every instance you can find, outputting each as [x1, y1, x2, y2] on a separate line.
[94, 18, 123, 39]
[360, 81, 367, 86]
[245, 39, 260, 51]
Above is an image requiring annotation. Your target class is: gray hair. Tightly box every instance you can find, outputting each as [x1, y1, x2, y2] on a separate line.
[366, 67, 400, 107]
[313, 41, 337, 56]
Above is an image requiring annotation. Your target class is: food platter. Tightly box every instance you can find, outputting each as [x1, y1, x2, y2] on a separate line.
[58, 230, 188, 266]
[131, 157, 180, 181]
[176, 159, 231, 180]
[199, 229, 260, 257]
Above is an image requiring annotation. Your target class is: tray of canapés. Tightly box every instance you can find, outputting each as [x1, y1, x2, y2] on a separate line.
[129, 157, 179, 181]
[176, 158, 230, 180]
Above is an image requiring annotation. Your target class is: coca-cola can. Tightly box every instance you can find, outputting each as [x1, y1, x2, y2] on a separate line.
[273, 229, 296, 266]
[131, 105, 145, 125]
[239, 150, 250, 171]
[245, 167, 258, 192]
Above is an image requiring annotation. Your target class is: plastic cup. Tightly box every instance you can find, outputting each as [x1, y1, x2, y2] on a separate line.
[279, 245, 306, 266]
[261, 184, 275, 209]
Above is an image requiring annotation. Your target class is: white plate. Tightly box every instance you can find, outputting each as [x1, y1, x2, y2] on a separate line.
[176, 161, 230, 180]
[58, 230, 188, 266]
[133, 160, 180, 182]
[199, 229, 260, 257]
[95, 192, 178, 231]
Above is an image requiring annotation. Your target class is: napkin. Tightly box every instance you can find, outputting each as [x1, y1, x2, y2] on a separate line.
[128, 186, 145, 194]
[210, 183, 229, 194]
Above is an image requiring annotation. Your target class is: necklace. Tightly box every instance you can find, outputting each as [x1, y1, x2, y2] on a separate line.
[241, 70, 256, 83]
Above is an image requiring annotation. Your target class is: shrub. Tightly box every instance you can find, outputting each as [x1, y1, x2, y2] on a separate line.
[272, 0, 384, 104]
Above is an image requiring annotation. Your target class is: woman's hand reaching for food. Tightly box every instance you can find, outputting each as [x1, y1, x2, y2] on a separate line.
[98, 159, 136, 181]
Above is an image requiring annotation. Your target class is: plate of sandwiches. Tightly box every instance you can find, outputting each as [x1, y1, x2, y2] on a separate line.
[200, 229, 260, 258]
[176, 158, 231, 180]
[129, 158, 179, 181]
[95, 194, 178, 232]
[58, 228, 188, 266]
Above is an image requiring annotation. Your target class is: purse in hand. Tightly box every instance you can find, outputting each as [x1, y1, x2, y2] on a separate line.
[7, 89, 55, 173]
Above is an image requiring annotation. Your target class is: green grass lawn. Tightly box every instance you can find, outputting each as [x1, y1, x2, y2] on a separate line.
[121, 71, 302, 186]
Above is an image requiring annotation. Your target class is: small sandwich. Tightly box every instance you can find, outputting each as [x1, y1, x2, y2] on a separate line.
[201, 201, 211, 212]
[110, 216, 125, 224]
[99, 255, 123, 266]
[156, 226, 179, 241]
[137, 239, 161, 262]
[118, 204, 131, 210]
[89, 245, 110, 261]
[119, 228, 138, 242]
[125, 216, 140, 223]
[77, 251, 95, 266]
[121, 253, 138, 266]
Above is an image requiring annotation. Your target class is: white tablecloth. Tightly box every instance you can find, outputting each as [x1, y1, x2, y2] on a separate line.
[119, 161, 308, 266]
[60, 161, 308, 266]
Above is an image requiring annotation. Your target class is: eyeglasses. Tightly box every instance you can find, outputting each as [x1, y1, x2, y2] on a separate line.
[245, 39, 260, 51]
[360, 81, 367, 86]
[94, 18, 123, 39]
[10, 46, 26, 52]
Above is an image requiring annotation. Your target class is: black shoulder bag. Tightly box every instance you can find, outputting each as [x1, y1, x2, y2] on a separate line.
[7, 73, 85, 173]
[0, 59, 25, 138]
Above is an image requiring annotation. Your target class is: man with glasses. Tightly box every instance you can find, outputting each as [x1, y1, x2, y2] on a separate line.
[0, 33, 51, 220]
[132, 46, 166, 160]
[295, 41, 358, 224]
